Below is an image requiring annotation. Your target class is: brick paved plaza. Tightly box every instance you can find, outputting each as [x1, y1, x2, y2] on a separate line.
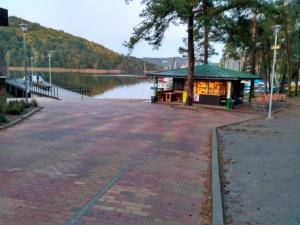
[0, 99, 255, 225]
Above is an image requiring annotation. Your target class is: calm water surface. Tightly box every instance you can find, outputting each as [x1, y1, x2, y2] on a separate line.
[9, 72, 153, 100]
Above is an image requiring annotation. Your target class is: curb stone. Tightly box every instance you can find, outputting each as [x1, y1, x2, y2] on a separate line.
[0, 106, 43, 130]
[211, 128, 224, 225]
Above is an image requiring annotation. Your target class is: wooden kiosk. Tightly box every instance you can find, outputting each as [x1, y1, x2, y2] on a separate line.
[147, 64, 260, 108]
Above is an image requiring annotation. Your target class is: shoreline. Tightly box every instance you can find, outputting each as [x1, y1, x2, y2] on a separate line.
[8, 67, 122, 75]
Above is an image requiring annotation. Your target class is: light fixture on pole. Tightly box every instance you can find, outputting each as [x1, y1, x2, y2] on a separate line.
[19, 23, 29, 103]
[267, 24, 282, 120]
[48, 53, 52, 87]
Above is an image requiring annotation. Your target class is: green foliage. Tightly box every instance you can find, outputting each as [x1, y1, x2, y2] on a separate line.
[125, 0, 254, 63]
[30, 99, 39, 107]
[6, 100, 25, 115]
[0, 17, 156, 74]
[221, 1, 299, 82]
[0, 102, 5, 114]
[124, 0, 195, 50]
[0, 99, 38, 120]
[0, 114, 8, 123]
[24, 101, 32, 109]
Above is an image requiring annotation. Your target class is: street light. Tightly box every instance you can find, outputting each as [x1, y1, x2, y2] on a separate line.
[48, 53, 52, 87]
[30, 56, 34, 75]
[30, 56, 34, 85]
[19, 23, 29, 103]
[267, 24, 282, 120]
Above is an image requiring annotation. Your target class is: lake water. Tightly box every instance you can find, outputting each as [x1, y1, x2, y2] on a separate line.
[8, 72, 154, 100]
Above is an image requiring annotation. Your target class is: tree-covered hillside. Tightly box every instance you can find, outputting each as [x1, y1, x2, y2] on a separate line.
[0, 17, 157, 74]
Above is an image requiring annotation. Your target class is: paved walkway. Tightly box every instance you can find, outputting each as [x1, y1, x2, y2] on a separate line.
[218, 97, 300, 225]
[0, 99, 256, 225]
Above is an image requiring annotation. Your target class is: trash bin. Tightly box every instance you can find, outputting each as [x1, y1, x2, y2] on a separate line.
[151, 96, 157, 103]
[231, 99, 235, 109]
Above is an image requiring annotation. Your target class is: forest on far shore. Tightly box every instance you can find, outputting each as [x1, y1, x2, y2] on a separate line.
[0, 17, 158, 75]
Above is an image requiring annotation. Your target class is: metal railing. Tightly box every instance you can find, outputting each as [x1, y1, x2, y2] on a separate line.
[33, 72, 92, 97]
[55, 82, 92, 97]
[7, 72, 92, 100]
[29, 82, 59, 99]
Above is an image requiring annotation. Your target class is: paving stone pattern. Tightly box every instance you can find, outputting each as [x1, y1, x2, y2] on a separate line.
[0, 99, 255, 225]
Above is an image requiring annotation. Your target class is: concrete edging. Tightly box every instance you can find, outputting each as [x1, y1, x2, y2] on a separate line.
[211, 128, 224, 225]
[0, 106, 43, 130]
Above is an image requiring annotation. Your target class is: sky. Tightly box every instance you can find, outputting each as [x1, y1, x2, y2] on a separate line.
[1, 0, 222, 62]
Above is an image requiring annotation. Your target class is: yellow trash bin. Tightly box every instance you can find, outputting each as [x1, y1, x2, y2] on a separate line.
[182, 90, 187, 103]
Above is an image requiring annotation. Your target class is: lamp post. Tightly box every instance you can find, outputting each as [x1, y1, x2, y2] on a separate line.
[19, 23, 29, 103]
[30, 56, 34, 75]
[30, 56, 34, 85]
[267, 24, 282, 120]
[296, 16, 300, 95]
[48, 53, 52, 87]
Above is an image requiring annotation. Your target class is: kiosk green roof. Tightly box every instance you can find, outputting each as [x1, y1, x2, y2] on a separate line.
[147, 64, 261, 80]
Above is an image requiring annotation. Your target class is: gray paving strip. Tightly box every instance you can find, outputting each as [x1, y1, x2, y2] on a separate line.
[64, 158, 151, 225]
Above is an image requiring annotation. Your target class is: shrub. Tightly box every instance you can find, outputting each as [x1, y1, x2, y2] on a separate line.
[0, 103, 4, 114]
[6, 100, 25, 115]
[30, 99, 39, 107]
[23, 101, 31, 109]
[0, 114, 8, 123]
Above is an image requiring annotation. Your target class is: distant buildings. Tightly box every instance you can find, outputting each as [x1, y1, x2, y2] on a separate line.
[223, 59, 242, 72]
[0, 50, 6, 76]
[0, 8, 8, 76]
[0, 8, 8, 26]
[143, 57, 188, 70]
[0, 8, 8, 105]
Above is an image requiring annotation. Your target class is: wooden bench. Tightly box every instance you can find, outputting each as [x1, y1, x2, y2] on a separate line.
[251, 94, 287, 112]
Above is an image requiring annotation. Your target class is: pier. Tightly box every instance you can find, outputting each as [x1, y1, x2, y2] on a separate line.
[6, 75, 92, 101]
[6, 78, 58, 99]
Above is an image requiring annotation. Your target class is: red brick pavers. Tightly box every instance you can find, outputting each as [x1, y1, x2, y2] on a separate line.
[0, 99, 257, 225]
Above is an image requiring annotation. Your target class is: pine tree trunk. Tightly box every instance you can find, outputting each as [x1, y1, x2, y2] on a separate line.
[279, 55, 286, 93]
[284, 20, 292, 96]
[249, 6, 257, 100]
[262, 45, 268, 94]
[186, 13, 195, 106]
[251, 6, 257, 75]
[204, 25, 209, 64]
[296, 58, 300, 96]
